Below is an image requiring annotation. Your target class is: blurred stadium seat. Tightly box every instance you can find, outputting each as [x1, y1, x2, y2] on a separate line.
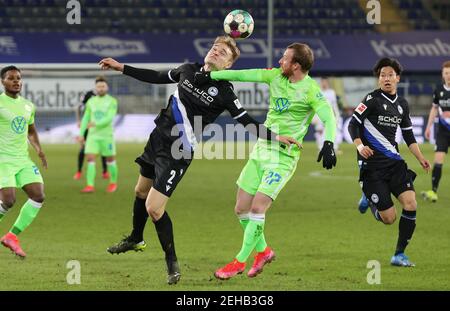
[0, 0, 446, 35]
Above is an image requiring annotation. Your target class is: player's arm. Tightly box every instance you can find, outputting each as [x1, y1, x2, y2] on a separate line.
[79, 102, 91, 137]
[98, 58, 176, 84]
[27, 109, 47, 169]
[400, 104, 431, 172]
[424, 105, 438, 141]
[235, 111, 301, 148]
[348, 95, 374, 159]
[95, 99, 118, 128]
[313, 100, 336, 143]
[224, 89, 301, 148]
[311, 89, 337, 169]
[195, 68, 279, 85]
[75, 104, 82, 126]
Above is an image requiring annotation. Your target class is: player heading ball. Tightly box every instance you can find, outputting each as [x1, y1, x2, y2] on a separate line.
[98, 36, 300, 284]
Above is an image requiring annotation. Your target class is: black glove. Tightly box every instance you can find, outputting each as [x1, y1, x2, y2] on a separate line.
[194, 71, 211, 86]
[317, 140, 337, 170]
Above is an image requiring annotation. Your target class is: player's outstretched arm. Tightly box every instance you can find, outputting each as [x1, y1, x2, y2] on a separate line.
[235, 111, 302, 149]
[28, 124, 47, 169]
[195, 68, 277, 86]
[99, 58, 174, 84]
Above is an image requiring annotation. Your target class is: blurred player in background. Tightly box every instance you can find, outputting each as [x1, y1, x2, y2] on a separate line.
[422, 61, 450, 203]
[100, 36, 299, 285]
[195, 43, 337, 279]
[73, 89, 109, 181]
[348, 58, 430, 267]
[312, 77, 342, 153]
[0, 66, 47, 258]
[78, 76, 118, 193]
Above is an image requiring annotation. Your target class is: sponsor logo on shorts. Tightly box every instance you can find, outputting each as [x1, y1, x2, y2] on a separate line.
[264, 171, 281, 185]
[11, 116, 27, 134]
[32, 165, 40, 175]
[371, 193, 379, 203]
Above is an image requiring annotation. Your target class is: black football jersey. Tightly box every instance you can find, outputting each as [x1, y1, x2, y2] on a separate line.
[432, 84, 450, 131]
[154, 63, 246, 150]
[80, 90, 96, 116]
[351, 89, 413, 168]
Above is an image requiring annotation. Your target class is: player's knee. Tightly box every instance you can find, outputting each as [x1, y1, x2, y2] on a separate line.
[148, 208, 163, 221]
[250, 204, 265, 214]
[134, 186, 149, 199]
[234, 202, 249, 215]
[1, 197, 16, 209]
[30, 192, 45, 203]
[402, 198, 417, 211]
[381, 214, 396, 225]
[146, 203, 163, 221]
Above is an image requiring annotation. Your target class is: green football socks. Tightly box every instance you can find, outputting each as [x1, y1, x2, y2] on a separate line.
[236, 213, 265, 263]
[86, 161, 96, 187]
[238, 213, 267, 253]
[107, 161, 118, 184]
[10, 199, 42, 235]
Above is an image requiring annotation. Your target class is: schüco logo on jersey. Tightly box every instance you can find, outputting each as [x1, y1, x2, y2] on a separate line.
[11, 116, 27, 134]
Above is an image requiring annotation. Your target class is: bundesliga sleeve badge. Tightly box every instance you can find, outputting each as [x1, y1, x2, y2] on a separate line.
[356, 103, 367, 114]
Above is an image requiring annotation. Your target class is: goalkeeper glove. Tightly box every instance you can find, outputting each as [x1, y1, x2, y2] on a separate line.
[317, 140, 337, 170]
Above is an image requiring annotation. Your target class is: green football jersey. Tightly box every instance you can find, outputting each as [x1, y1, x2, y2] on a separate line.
[0, 92, 35, 161]
[211, 68, 336, 149]
[79, 94, 118, 140]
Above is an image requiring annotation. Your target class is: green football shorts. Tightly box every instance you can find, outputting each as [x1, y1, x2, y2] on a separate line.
[237, 141, 299, 200]
[0, 159, 44, 189]
[85, 136, 116, 157]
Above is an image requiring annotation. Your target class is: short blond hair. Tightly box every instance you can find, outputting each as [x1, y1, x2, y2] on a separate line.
[443, 61, 450, 69]
[214, 36, 240, 64]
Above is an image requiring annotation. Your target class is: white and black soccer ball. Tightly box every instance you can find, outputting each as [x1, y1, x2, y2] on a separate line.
[223, 9, 254, 39]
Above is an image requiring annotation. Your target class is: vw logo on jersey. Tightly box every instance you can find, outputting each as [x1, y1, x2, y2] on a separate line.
[274, 98, 290, 112]
[397, 105, 403, 115]
[11, 116, 26, 134]
[207, 86, 218, 97]
[94, 111, 105, 120]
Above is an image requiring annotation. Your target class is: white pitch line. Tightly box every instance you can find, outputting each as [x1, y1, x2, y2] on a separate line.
[308, 171, 355, 180]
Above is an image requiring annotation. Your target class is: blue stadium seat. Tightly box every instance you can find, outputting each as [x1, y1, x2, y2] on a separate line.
[0, 0, 440, 35]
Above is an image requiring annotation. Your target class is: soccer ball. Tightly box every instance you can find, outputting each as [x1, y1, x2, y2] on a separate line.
[223, 9, 254, 39]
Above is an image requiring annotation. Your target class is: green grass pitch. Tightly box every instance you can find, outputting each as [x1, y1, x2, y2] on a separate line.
[0, 142, 449, 290]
